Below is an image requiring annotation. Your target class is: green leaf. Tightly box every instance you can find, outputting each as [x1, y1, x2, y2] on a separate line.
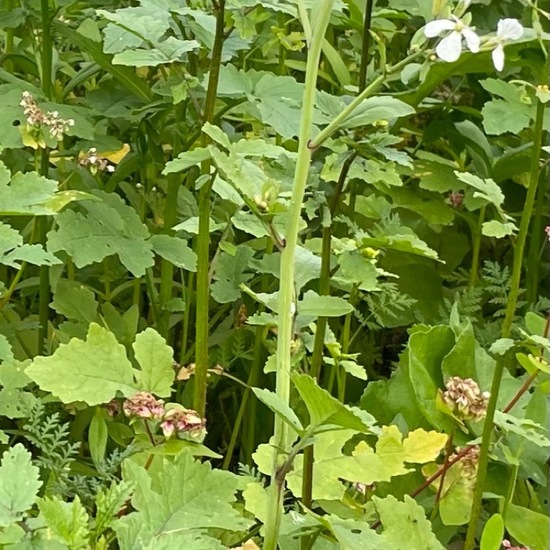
[480, 79, 535, 135]
[94, 481, 134, 539]
[480, 514, 505, 550]
[54, 22, 152, 102]
[292, 373, 374, 431]
[150, 234, 197, 271]
[26, 323, 136, 405]
[47, 191, 154, 277]
[133, 328, 174, 397]
[117, 452, 252, 545]
[493, 411, 550, 447]
[374, 495, 445, 549]
[360, 233, 439, 261]
[162, 147, 211, 175]
[50, 279, 98, 324]
[336, 251, 379, 291]
[506, 504, 550, 550]
[38, 496, 90, 550]
[211, 245, 254, 303]
[0, 444, 42, 527]
[252, 387, 304, 433]
[338, 96, 415, 130]
[112, 38, 200, 67]
[0, 160, 85, 216]
[0, 222, 61, 268]
[408, 326, 455, 431]
[482, 220, 517, 238]
[321, 515, 383, 549]
[89, 408, 108, 467]
[298, 290, 353, 318]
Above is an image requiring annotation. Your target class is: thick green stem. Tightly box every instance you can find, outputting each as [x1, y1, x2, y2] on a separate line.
[469, 205, 486, 287]
[193, 0, 225, 417]
[464, 98, 546, 550]
[263, 3, 334, 549]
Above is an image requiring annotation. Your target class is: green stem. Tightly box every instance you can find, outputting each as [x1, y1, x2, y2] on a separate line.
[158, 172, 181, 339]
[309, 51, 423, 149]
[263, 3, 334, 549]
[525, 169, 547, 302]
[469, 205, 486, 287]
[464, 98, 546, 550]
[502, 463, 519, 520]
[37, 0, 54, 354]
[358, 0, 374, 91]
[193, 0, 226, 417]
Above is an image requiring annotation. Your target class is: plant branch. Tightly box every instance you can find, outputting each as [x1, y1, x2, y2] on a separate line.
[193, 0, 226, 417]
[464, 97, 546, 550]
[263, 2, 334, 548]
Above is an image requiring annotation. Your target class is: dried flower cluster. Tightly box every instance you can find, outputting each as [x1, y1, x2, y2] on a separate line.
[451, 445, 480, 479]
[79, 147, 115, 174]
[442, 377, 489, 421]
[20, 91, 74, 142]
[502, 540, 529, 550]
[122, 391, 205, 439]
[122, 391, 165, 419]
[160, 408, 205, 438]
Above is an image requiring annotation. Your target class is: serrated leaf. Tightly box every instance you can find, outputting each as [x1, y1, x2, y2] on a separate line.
[38, 496, 90, 549]
[118, 451, 252, 544]
[133, 328, 174, 397]
[0, 444, 42, 527]
[374, 495, 445, 549]
[26, 323, 136, 405]
[47, 191, 154, 277]
[493, 411, 550, 447]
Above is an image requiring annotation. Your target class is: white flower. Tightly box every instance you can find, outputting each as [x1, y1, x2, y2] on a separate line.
[424, 15, 480, 63]
[491, 18, 524, 72]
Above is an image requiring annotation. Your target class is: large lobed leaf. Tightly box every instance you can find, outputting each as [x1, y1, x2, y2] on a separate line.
[115, 451, 252, 547]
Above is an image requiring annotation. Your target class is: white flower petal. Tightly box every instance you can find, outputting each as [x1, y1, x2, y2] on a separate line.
[496, 18, 524, 41]
[462, 27, 480, 53]
[424, 19, 456, 38]
[492, 44, 505, 71]
[436, 31, 463, 62]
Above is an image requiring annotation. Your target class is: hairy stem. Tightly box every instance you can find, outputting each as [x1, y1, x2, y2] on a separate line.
[263, 2, 334, 548]
[464, 98, 546, 550]
[193, 0, 225, 416]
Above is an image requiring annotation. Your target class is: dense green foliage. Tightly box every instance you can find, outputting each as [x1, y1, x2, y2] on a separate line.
[0, 0, 548, 548]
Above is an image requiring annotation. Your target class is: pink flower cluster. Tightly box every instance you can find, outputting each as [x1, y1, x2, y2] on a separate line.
[122, 391, 205, 439]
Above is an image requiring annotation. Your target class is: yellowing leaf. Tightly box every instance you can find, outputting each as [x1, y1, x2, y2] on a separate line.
[103, 143, 130, 164]
[403, 429, 448, 464]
